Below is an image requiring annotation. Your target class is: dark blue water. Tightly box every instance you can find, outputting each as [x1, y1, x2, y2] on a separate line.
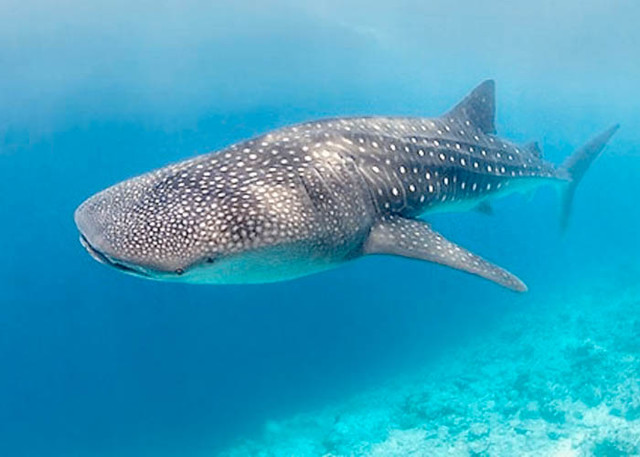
[1, 1, 639, 455]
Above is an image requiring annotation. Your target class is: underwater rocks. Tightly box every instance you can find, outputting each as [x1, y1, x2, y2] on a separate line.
[221, 283, 640, 456]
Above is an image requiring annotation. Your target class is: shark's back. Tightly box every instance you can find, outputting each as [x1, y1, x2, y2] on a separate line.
[277, 113, 559, 218]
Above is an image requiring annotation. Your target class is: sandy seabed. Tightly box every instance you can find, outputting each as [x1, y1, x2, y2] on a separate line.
[221, 281, 640, 457]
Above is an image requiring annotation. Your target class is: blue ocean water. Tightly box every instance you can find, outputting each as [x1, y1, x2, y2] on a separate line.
[1, 1, 639, 455]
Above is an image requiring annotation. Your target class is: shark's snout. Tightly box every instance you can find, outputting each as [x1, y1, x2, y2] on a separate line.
[74, 203, 108, 257]
[74, 201, 149, 277]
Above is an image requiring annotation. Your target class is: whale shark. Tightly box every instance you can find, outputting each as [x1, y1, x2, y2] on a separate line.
[74, 80, 618, 291]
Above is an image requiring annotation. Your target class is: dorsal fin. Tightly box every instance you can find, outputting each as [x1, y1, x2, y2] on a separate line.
[444, 80, 496, 134]
[522, 141, 542, 158]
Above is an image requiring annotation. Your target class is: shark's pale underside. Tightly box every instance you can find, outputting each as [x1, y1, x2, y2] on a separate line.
[75, 81, 618, 291]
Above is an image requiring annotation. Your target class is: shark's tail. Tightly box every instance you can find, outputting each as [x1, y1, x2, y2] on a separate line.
[558, 124, 619, 231]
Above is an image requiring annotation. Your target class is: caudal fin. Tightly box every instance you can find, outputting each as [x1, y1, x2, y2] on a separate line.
[559, 125, 620, 231]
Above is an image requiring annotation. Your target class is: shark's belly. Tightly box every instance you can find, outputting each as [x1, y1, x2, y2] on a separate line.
[175, 244, 348, 284]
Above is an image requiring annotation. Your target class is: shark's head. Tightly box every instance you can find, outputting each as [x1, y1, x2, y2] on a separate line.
[74, 156, 320, 283]
[74, 167, 219, 281]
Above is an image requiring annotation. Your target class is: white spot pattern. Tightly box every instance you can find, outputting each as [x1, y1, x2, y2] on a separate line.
[76, 113, 558, 280]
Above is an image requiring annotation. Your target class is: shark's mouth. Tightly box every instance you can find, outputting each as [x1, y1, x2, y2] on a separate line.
[79, 235, 151, 278]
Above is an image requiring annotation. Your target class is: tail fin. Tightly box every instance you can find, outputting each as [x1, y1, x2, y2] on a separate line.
[559, 125, 620, 231]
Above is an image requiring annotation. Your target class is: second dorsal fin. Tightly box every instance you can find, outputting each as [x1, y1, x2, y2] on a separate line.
[522, 141, 542, 158]
[444, 80, 496, 134]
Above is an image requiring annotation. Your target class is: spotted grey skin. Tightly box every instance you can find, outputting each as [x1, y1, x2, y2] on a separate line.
[75, 80, 618, 291]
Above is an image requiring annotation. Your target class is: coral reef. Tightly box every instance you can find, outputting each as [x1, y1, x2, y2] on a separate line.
[221, 284, 640, 456]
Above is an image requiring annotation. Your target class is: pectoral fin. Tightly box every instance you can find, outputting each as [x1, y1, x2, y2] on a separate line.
[363, 216, 527, 292]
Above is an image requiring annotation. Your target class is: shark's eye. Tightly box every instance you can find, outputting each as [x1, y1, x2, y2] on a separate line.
[205, 254, 220, 264]
[175, 268, 184, 275]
